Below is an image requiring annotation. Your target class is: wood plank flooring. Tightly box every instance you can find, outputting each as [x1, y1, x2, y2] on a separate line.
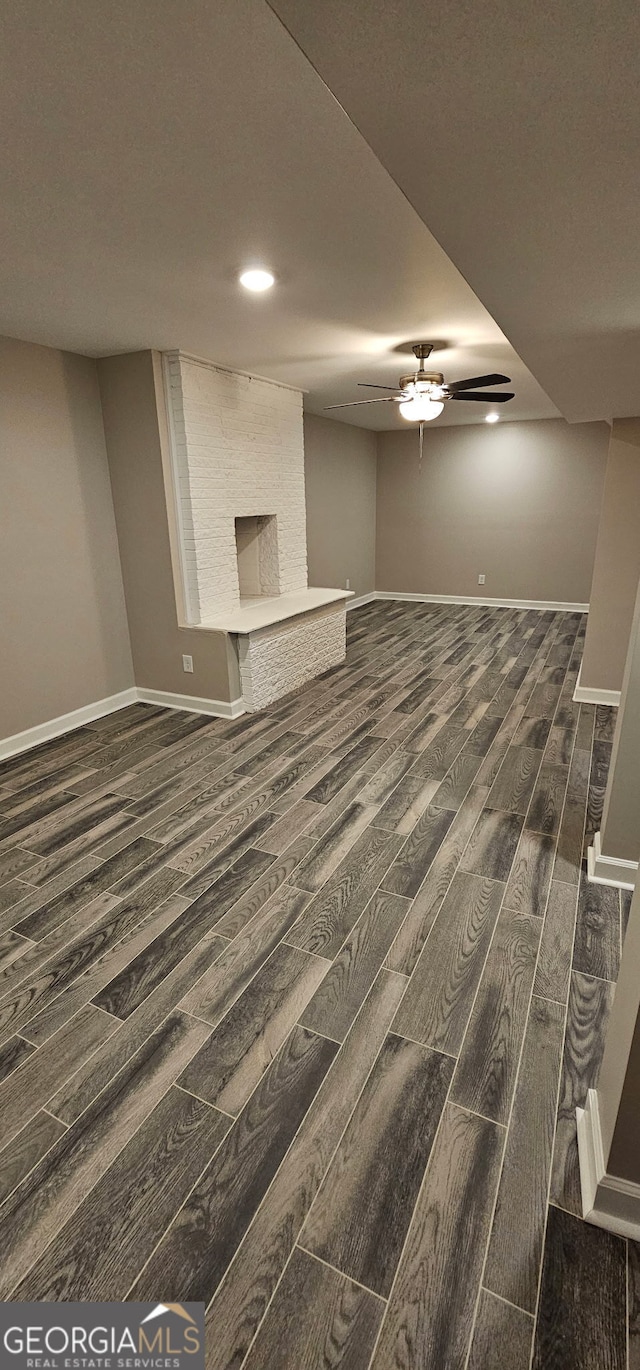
[0, 600, 630, 1367]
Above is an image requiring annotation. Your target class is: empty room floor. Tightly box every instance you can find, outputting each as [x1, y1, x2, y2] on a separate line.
[0, 601, 633, 1369]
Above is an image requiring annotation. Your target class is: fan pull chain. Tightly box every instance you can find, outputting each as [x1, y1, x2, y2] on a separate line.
[419, 420, 424, 473]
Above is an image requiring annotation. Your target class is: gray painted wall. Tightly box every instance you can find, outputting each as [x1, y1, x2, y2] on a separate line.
[0, 336, 133, 740]
[375, 417, 609, 605]
[304, 413, 377, 599]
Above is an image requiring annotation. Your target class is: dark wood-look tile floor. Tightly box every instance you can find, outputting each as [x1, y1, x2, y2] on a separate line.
[0, 602, 629, 1367]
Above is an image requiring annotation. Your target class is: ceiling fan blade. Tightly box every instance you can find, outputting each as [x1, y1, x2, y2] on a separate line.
[324, 397, 397, 409]
[357, 383, 402, 392]
[450, 391, 515, 402]
[446, 373, 511, 392]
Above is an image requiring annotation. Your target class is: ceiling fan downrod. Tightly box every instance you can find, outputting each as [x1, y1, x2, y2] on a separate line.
[401, 342, 444, 390]
[412, 342, 434, 366]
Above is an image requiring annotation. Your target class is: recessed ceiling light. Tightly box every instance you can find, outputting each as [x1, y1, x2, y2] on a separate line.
[485, 412, 499, 423]
[239, 268, 275, 292]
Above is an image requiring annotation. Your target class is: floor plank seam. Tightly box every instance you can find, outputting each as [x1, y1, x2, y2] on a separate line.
[173, 1080, 236, 1120]
[281, 940, 332, 966]
[481, 1284, 536, 1320]
[389, 1025, 458, 1060]
[41, 1105, 69, 1128]
[295, 1239, 389, 1303]
[448, 1100, 508, 1131]
[299, 1021, 342, 1045]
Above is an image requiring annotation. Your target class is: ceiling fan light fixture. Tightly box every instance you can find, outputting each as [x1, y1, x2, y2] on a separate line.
[323, 345, 514, 417]
[485, 412, 499, 424]
[399, 396, 444, 422]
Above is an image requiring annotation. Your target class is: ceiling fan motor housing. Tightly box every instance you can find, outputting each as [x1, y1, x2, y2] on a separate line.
[399, 371, 444, 391]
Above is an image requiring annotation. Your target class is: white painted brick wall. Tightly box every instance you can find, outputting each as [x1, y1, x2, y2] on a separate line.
[238, 604, 346, 711]
[165, 352, 307, 621]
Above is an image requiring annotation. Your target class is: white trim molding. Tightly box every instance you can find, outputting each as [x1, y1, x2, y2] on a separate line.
[135, 688, 244, 719]
[374, 591, 589, 612]
[577, 1089, 640, 1240]
[346, 591, 377, 611]
[573, 663, 621, 707]
[0, 688, 138, 761]
[587, 830, 637, 891]
[0, 687, 245, 761]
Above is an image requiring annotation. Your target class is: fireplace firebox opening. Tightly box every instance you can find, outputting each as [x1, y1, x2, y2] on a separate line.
[234, 514, 280, 601]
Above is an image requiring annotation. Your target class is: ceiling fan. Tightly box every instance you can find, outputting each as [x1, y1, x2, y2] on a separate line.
[326, 343, 515, 422]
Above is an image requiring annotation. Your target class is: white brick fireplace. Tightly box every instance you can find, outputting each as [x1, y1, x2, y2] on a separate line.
[163, 351, 350, 710]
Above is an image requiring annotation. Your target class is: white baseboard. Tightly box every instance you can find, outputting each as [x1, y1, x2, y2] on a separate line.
[587, 831, 637, 891]
[577, 1089, 640, 1239]
[346, 591, 377, 610]
[136, 687, 245, 720]
[374, 591, 589, 612]
[0, 688, 139, 761]
[0, 591, 601, 763]
[0, 686, 245, 762]
[573, 664, 621, 707]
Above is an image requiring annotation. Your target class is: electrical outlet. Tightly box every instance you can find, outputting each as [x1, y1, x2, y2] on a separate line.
[478, 574, 486, 585]
[346, 578, 350, 590]
[182, 654, 194, 673]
